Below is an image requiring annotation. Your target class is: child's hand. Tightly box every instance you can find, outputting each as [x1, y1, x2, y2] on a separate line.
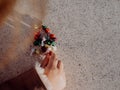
[41, 52, 66, 90]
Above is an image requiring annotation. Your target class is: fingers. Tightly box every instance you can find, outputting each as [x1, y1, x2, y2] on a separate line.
[57, 60, 64, 71]
[41, 53, 50, 68]
[47, 52, 58, 68]
[41, 51, 64, 71]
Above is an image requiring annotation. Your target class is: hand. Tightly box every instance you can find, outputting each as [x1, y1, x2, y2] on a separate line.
[41, 52, 66, 90]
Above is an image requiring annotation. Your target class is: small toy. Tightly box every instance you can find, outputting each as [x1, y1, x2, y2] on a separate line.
[30, 25, 57, 60]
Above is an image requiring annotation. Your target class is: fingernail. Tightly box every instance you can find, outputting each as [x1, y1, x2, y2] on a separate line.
[49, 51, 52, 55]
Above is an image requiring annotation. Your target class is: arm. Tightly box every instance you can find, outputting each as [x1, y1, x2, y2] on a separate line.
[0, 52, 66, 90]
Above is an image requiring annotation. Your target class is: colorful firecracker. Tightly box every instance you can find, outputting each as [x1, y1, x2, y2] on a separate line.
[30, 25, 57, 59]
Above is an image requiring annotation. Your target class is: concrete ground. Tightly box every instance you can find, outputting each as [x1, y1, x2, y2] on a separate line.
[0, 0, 120, 90]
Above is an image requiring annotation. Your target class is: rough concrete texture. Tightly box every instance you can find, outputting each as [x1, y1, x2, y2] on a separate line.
[0, 0, 120, 90]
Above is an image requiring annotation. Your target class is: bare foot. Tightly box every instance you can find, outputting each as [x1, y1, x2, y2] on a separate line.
[41, 52, 66, 90]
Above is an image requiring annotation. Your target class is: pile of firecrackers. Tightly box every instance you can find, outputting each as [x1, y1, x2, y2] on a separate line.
[30, 25, 57, 59]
